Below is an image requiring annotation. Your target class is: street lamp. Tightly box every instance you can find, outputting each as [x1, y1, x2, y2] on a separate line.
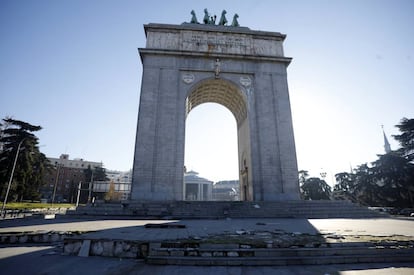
[87, 169, 94, 204]
[1, 138, 26, 217]
[51, 163, 62, 205]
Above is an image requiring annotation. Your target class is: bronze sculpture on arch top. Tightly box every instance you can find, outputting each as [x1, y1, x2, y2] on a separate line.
[191, 8, 239, 26]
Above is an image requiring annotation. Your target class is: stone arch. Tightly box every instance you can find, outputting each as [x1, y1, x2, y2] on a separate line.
[131, 23, 300, 202]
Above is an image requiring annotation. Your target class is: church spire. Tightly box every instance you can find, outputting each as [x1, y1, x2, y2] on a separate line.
[382, 125, 391, 153]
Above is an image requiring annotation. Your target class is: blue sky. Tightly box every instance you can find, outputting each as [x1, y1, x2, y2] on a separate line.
[1, 0, 413, 185]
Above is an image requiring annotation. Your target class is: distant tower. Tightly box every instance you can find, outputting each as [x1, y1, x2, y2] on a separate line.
[382, 125, 392, 153]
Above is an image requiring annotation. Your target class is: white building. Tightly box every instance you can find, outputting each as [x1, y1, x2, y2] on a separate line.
[184, 171, 213, 201]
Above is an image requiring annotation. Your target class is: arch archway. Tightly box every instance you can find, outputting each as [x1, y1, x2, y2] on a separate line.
[185, 78, 253, 201]
[131, 23, 300, 202]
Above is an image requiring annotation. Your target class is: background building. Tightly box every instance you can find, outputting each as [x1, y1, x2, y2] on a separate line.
[41, 154, 102, 203]
[212, 180, 239, 201]
[184, 171, 213, 201]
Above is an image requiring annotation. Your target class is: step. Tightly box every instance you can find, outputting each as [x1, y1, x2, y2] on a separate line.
[146, 253, 414, 266]
[146, 246, 414, 266]
[67, 200, 386, 219]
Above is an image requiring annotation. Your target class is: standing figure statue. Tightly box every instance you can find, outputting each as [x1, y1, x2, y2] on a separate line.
[190, 10, 199, 24]
[218, 10, 228, 25]
[231, 13, 239, 27]
[203, 8, 210, 24]
[210, 15, 217, 24]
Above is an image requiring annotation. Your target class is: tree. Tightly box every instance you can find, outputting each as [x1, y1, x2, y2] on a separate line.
[81, 165, 108, 203]
[369, 153, 414, 208]
[393, 118, 414, 161]
[316, 117, 414, 207]
[83, 166, 108, 182]
[332, 172, 357, 202]
[298, 170, 309, 186]
[104, 180, 121, 202]
[0, 117, 50, 201]
[351, 163, 381, 206]
[301, 177, 331, 200]
[334, 172, 356, 192]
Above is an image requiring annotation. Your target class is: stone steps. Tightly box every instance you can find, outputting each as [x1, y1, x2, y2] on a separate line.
[62, 236, 414, 266]
[67, 200, 386, 219]
[146, 244, 414, 266]
[147, 254, 414, 266]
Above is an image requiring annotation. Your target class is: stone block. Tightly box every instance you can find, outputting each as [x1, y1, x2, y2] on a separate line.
[31, 234, 40, 243]
[102, 241, 114, 257]
[113, 242, 124, 257]
[213, 251, 224, 257]
[91, 241, 104, 256]
[9, 235, 17, 243]
[63, 242, 75, 254]
[50, 233, 60, 242]
[254, 250, 269, 257]
[210, 259, 226, 265]
[18, 235, 28, 243]
[149, 258, 167, 265]
[78, 240, 91, 257]
[200, 252, 212, 257]
[170, 250, 185, 256]
[41, 234, 49, 243]
[200, 243, 238, 249]
[187, 251, 198, 256]
[64, 241, 81, 255]
[195, 259, 211, 265]
[227, 259, 243, 266]
[227, 251, 239, 257]
[1, 236, 7, 243]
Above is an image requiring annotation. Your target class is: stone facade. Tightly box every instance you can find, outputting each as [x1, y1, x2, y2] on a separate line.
[132, 23, 299, 201]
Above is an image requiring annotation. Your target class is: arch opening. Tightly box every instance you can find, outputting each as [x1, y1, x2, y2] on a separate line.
[184, 78, 253, 201]
[185, 103, 238, 201]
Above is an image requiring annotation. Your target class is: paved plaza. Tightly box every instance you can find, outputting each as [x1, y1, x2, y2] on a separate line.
[0, 216, 413, 274]
[1, 216, 414, 242]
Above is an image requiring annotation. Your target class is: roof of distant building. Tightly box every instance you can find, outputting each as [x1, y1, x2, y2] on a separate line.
[184, 170, 213, 184]
[48, 154, 102, 169]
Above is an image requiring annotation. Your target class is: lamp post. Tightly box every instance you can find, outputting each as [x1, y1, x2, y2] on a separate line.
[87, 169, 94, 204]
[1, 138, 26, 218]
[51, 163, 62, 205]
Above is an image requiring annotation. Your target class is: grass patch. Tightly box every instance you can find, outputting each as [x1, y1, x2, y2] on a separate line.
[1, 202, 76, 210]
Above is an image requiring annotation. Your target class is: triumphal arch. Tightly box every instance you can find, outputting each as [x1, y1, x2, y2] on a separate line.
[131, 13, 300, 201]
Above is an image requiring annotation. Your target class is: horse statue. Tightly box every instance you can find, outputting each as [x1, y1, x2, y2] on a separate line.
[231, 13, 239, 27]
[203, 8, 210, 24]
[190, 10, 199, 24]
[218, 10, 227, 25]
